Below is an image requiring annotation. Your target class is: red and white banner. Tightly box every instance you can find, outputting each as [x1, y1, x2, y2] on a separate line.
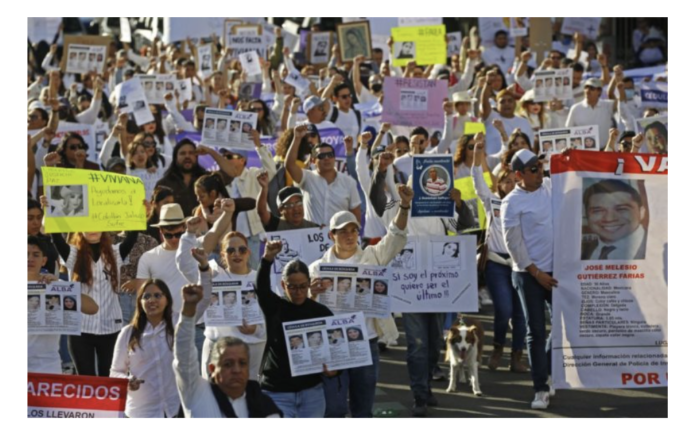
[28, 373, 128, 418]
[550, 151, 668, 389]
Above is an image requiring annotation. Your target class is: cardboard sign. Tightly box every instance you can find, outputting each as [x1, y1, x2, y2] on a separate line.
[41, 167, 147, 233]
[60, 35, 111, 74]
[391, 25, 447, 67]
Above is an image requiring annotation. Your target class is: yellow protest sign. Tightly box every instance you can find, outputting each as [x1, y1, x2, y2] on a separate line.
[41, 167, 147, 233]
[464, 122, 486, 136]
[454, 174, 493, 232]
[391, 25, 446, 67]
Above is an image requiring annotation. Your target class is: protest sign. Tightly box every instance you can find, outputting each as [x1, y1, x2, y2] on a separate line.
[93, 121, 110, 162]
[447, 31, 462, 57]
[197, 44, 215, 79]
[268, 227, 332, 274]
[390, 235, 477, 313]
[239, 50, 262, 76]
[635, 115, 668, 154]
[163, 17, 225, 43]
[391, 25, 447, 67]
[539, 125, 600, 153]
[533, 68, 574, 102]
[381, 77, 448, 129]
[508, 18, 529, 37]
[119, 17, 132, 43]
[283, 312, 372, 377]
[463, 122, 486, 136]
[478, 18, 509, 48]
[28, 281, 81, 336]
[227, 25, 266, 59]
[454, 174, 493, 232]
[337, 21, 372, 63]
[138, 74, 178, 105]
[178, 78, 193, 102]
[550, 150, 668, 389]
[639, 81, 668, 109]
[28, 373, 128, 418]
[115, 78, 154, 126]
[52, 121, 97, 163]
[41, 167, 147, 234]
[561, 18, 602, 40]
[307, 32, 334, 65]
[202, 108, 257, 151]
[411, 154, 454, 218]
[223, 19, 244, 43]
[283, 68, 310, 94]
[205, 274, 263, 327]
[28, 18, 61, 44]
[61, 35, 110, 75]
[175, 131, 275, 172]
[238, 82, 262, 102]
[317, 264, 392, 319]
[398, 18, 443, 27]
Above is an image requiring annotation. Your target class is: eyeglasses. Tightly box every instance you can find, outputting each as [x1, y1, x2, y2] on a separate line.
[141, 140, 156, 147]
[338, 93, 352, 99]
[316, 151, 335, 160]
[162, 231, 184, 239]
[68, 144, 87, 151]
[225, 246, 249, 255]
[224, 154, 245, 160]
[285, 282, 309, 291]
[142, 293, 164, 301]
[281, 201, 304, 210]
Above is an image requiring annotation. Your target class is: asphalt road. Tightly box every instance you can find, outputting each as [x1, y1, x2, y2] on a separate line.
[371, 308, 668, 418]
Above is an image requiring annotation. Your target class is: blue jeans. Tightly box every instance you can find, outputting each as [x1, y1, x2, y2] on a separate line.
[247, 235, 262, 273]
[263, 384, 325, 418]
[119, 292, 136, 326]
[403, 313, 445, 402]
[512, 271, 552, 393]
[322, 338, 380, 417]
[485, 261, 526, 350]
[443, 313, 458, 331]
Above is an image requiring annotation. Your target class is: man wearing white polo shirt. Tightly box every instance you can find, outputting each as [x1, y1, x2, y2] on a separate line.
[285, 123, 362, 226]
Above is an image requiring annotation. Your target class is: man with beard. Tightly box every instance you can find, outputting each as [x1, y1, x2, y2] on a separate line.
[156, 139, 209, 216]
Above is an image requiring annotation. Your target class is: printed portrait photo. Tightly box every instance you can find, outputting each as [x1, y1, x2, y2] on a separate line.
[581, 178, 649, 261]
[63, 296, 78, 312]
[327, 328, 345, 345]
[289, 335, 305, 350]
[306, 331, 323, 349]
[47, 185, 88, 218]
[420, 165, 450, 196]
[373, 279, 389, 295]
[45, 295, 61, 311]
[356, 278, 371, 294]
[346, 327, 364, 342]
[391, 245, 416, 269]
[432, 241, 461, 267]
[395, 41, 416, 59]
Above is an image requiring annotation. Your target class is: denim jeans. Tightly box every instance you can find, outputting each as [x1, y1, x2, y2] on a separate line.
[403, 313, 445, 402]
[263, 384, 325, 418]
[119, 292, 136, 326]
[247, 235, 263, 273]
[485, 260, 526, 350]
[322, 338, 379, 417]
[512, 271, 552, 393]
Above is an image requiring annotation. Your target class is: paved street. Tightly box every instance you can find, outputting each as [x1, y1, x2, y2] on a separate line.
[372, 308, 668, 418]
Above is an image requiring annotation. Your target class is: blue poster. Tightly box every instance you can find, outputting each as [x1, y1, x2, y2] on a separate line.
[411, 154, 454, 218]
[639, 82, 668, 109]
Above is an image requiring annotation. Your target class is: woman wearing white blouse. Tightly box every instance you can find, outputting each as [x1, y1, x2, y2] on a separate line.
[110, 250, 211, 418]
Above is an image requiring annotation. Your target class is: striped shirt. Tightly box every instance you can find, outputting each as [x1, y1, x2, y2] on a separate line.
[425, 178, 447, 195]
[63, 244, 125, 335]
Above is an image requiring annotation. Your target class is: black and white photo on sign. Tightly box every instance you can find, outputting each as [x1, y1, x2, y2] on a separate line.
[289, 335, 305, 350]
[490, 198, 502, 219]
[47, 185, 88, 218]
[45, 295, 61, 311]
[447, 31, 461, 57]
[307, 331, 324, 349]
[222, 290, 237, 307]
[420, 164, 450, 196]
[209, 293, 220, 308]
[336, 277, 352, 294]
[28, 295, 40, 312]
[373, 279, 389, 295]
[308, 32, 333, 65]
[327, 328, 345, 345]
[394, 41, 416, 59]
[400, 89, 428, 111]
[346, 327, 364, 342]
[356, 278, 371, 295]
[239, 50, 262, 76]
[432, 241, 461, 268]
[272, 237, 301, 273]
[391, 242, 417, 269]
[463, 198, 481, 230]
[581, 178, 649, 261]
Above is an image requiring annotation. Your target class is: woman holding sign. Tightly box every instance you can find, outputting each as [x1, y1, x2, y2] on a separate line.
[470, 133, 528, 373]
[177, 229, 267, 381]
[111, 256, 211, 418]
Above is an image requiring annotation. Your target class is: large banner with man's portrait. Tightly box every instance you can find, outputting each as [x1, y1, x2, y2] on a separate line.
[550, 150, 668, 389]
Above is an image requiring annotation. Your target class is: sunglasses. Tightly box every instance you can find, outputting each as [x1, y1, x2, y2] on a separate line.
[338, 94, 352, 99]
[224, 154, 245, 160]
[162, 231, 184, 239]
[316, 151, 335, 160]
[225, 246, 249, 254]
[68, 144, 87, 151]
[141, 140, 156, 147]
[142, 292, 164, 301]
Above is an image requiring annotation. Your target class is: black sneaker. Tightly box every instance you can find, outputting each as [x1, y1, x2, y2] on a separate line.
[412, 400, 428, 417]
[378, 341, 388, 352]
[427, 394, 438, 407]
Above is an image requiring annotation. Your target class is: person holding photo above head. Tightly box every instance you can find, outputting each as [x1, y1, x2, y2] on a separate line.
[581, 179, 648, 261]
[501, 148, 558, 410]
[156, 139, 209, 218]
[255, 241, 336, 418]
[256, 171, 320, 232]
[285, 124, 362, 226]
[40, 196, 141, 376]
[111, 270, 210, 418]
[174, 282, 282, 418]
[28, 236, 98, 374]
[471, 133, 528, 373]
[177, 216, 268, 381]
[308, 185, 411, 418]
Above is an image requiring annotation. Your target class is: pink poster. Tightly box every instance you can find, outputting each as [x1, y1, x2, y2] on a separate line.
[381, 77, 448, 129]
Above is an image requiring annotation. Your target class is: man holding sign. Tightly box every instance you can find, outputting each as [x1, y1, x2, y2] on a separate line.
[308, 185, 412, 418]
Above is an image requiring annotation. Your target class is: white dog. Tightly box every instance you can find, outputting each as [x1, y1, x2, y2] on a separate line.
[445, 319, 483, 396]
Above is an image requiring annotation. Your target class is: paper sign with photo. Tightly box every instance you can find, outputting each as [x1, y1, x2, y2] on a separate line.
[447, 31, 462, 57]
[317, 264, 392, 319]
[411, 154, 454, 218]
[539, 125, 600, 153]
[205, 274, 261, 327]
[238, 82, 262, 102]
[508, 18, 529, 37]
[634, 115, 668, 154]
[283, 312, 372, 377]
[202, 108, 257, 151]
[227, 25, 266, 59]
[533, 68, 573, 102]
[117, 77, 155, 126]
[561, 18, 602, 40]
[390, 235, 478, 313]
[28, 281, 82, 335]
[197, 44, 214, 79]
[284, 69, 311, 94]
[120, 17, 132, 43]
[178, 79, 193, 102]
[382, 77, 448, 129]
[308, 32, 334, 66]
[478, 18, 509, 48]
[239, 50, 262, 76]
[391, 25, 447, 67]
[138, 74, 178, 105]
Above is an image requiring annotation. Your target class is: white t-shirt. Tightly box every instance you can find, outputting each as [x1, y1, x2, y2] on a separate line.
[482, 46, 516, 77]
[137, 246, 189, 313]
[501, 178, 554, 272]
[297, 169, 362, 226]
[326, 106, 362, 141]
[566, 99, 616, 147]
[485, 111, 534, 155]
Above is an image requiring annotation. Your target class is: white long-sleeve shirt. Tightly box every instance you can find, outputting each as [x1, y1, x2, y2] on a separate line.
[472, 166, 508, 255]
[355, 146, 387, 238]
